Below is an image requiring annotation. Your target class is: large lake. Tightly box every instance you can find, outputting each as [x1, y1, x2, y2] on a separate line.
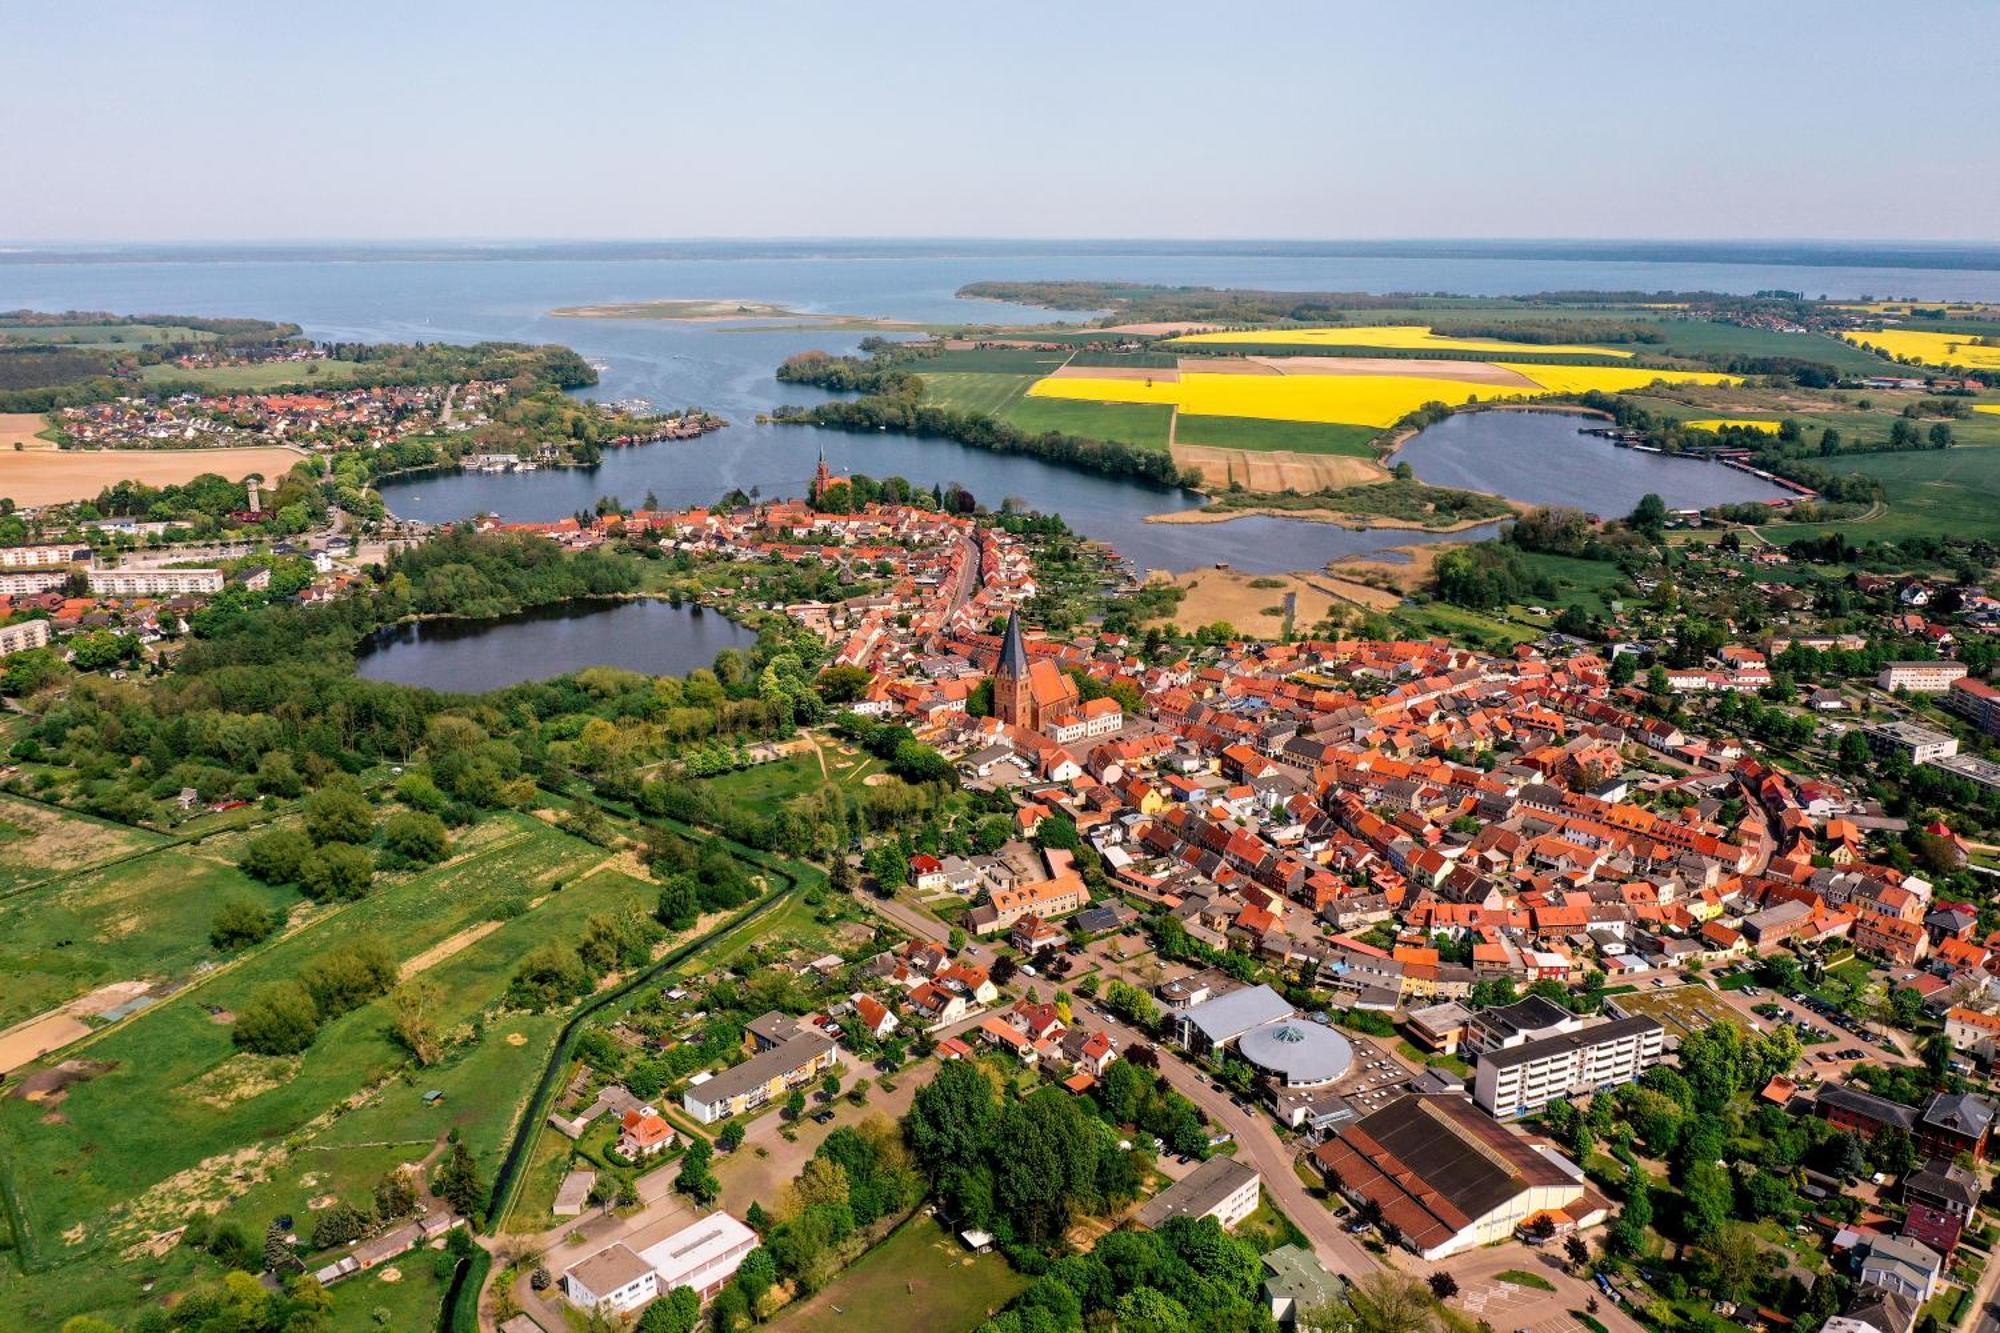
[2, 239, 1991, 570]
[354, 598, 755, 692]
[1391, 410, 1792, 517]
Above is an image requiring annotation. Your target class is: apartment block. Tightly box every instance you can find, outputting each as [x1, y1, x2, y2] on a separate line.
[1472, 1015, 1665, 1118]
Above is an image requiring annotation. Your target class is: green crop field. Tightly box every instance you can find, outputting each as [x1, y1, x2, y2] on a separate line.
[1511, 551, 1632, 617]
[1172, 414, 1380, 457]
[772, 1215, 1027, 1333]
[0, 846, 299, 1028]
[1764, 447, 2000, 545]
[921, 347, 1070, 374]
[0, 323, 218, 347]
[139, 359, 364, 391]
[1001, 395, 1175, 451]
[917, 371, 1033, 417]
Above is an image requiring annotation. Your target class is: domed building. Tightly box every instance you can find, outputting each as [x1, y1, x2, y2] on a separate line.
[1237, 1018, 1354, 1089]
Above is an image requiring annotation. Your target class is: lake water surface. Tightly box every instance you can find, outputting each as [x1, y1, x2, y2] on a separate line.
[354, 599, 755, 692]
[1391, 410, 1791, 517]
[0, 240, 1982, 570]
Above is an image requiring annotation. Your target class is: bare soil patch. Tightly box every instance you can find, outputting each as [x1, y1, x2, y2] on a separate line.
[9, 1057, 114, 1099]
[399, 919, 505, 980]
[0, 1013, 93, 1076]
[1147, 569, 1399, 637]
[0, 444, 308, 507]
[0, 412, 56, 450]
[1247, 356, 1539, 386]
[1175, 357, 1281, 375]
[1046, 364, 1179, 382]
[1169, 445, 1386, 492]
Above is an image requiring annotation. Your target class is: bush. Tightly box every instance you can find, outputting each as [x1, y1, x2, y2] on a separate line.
[299, 938, 398, 1018]
[383, 810, 451, 865]
[310, 1201, 372, 1250]
[209, 899, 279, 951]
[305, 787, 375, 846]
[242, 828, 312, 885]
[233, 980, 321, 1055]
[300, 842, 374, 901]
[506, 943, 593, 1011]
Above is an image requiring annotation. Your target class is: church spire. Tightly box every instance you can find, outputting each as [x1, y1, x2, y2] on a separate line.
[998, 608, 1029, 678]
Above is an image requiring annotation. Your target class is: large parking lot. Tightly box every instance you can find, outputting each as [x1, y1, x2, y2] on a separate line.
[1330, 1034, 1422, 1116]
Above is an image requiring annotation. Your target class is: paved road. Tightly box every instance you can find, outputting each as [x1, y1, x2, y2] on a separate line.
[1084, 1004, 1378, 1278]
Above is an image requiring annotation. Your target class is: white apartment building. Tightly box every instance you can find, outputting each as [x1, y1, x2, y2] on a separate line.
[1473, 1015, 1665, 1119]
[0, 545, 88, 569]
[0, 620, 50, 657]
[0, 571, 68, 595]
[1877, 661, 1969, 694]
[86, 567, 225, 596]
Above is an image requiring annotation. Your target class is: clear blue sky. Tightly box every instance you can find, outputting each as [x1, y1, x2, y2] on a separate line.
[6, 0, 1995, 243]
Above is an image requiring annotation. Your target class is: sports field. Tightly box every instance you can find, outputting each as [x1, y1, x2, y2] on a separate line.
[1840, 328, 2000, 370]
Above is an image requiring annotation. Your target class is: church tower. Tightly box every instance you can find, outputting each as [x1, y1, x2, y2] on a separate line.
[994, 609, 1033, 728]
[809, 445, 835, 504]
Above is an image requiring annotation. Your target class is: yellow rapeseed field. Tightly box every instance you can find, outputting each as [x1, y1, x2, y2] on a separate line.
[1974, 404, 2000, 416]
[1840, 328, 2000, 370]
[1027, 364, 1737, 430]
[1684, 418, 1786, 434]
[1165, 324, 1636, 359]
[1488, 363, 1735, 396]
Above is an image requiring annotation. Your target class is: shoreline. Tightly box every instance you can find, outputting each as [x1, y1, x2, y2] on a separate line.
[1145, 501, 1524, 532]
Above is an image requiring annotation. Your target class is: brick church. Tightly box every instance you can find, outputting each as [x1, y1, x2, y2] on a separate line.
[993, 609, 1080, 733]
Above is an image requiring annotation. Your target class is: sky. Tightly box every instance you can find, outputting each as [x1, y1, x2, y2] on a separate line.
[5, 0, 1996, 244]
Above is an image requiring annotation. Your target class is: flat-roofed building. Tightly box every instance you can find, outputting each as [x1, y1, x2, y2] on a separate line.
[637, 1212, 760, 1301]
[85, 566, 225, 596]
[1174, 983, 1294, 1055]
[1878, 662, 1968, 694]
[1134, 1156, 1261, 1232]
[0, 619, 50, 658]
[1472, 1015, 1664, 1119]
[1313, 1093, 1604, 1260]
[1865, 721, 1958, 765]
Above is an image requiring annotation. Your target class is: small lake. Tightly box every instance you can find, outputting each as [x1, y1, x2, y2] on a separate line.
[354, 598, 756, 692]
[1391, 409, 1792, 517]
